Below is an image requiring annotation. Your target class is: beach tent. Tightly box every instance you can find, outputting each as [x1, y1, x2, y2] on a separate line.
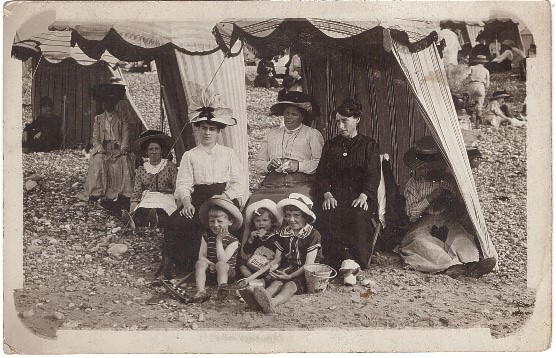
[440, 20, 484, 48]
[11, 30, 147, 147]
[482, 18, 524, 50]
[520, 27, 535, 56]
[215, 18, 497, 262]
[48, 20, 249, 201]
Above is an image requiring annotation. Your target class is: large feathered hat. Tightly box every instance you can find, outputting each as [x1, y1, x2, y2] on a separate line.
[188, 90, 237, 127]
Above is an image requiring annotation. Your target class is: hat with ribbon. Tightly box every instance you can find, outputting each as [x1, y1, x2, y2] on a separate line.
[188, 91, 237, 127]
[404, 135, 482, 171]
[491, 89, 511, 100]
[472, 55, 489, 63]
[132, 129, 174, 155]
[270, 91, 319, 120]
[244, 199, 282, 228]
[92, 76, 127, 103]
[276, 193, 316, 224]
[199, 195, 243, 232]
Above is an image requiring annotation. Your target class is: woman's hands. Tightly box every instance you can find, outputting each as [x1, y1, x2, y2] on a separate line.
[180, 197, 195, 218]
[268, 158, 299, 173]
[322, 192, 337, 210]
[267, 158, 282, 171]
[351, 193, 368, 211]
[323, 192, 369, 210]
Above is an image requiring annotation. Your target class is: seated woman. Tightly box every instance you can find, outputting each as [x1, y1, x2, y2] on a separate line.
[252, 91, 324, 204]
[398, 136, 495, 278]
[313, 99, 381, 270]
[22, 96, 62, 153]
[76, 77, 134, 206]
[122, 130, 177, 229]
[254, 56, 279, 89]
[160, 94, 245, 279]
[484, 42, 513, 73]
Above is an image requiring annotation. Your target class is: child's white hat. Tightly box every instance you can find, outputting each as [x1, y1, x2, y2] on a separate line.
[339, 259, 361, 285]
[245, 199, 282, 227]
[276, 193, 316, 224]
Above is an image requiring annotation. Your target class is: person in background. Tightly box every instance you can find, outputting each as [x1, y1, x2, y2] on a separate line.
[485, 41, 513, 73]
[22, 96, 62, 153]
[483, 90, 526, 127]
[466, 55, 490, 124]
[439, 25, 461, 78]
[278, 51, 303, 101]
[470, 32, 491, 60]
[398, 136, 496, 279]
[254, 56, 280, 89]
[123, 130, 177, 229]
[77, 77, 134, 207]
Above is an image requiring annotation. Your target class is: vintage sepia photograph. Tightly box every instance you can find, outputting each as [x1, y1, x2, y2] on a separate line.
[3, 0, 551, 354]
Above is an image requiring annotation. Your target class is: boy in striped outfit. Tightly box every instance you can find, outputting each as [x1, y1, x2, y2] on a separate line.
[192, 197, 243, 303]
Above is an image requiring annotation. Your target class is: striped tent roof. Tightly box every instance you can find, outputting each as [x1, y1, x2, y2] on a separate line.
[12, 31, 119, 67]
[48, 21, 226, 62]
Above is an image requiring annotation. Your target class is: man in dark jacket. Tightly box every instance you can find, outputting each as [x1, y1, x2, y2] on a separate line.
[22, 96, 62, 152]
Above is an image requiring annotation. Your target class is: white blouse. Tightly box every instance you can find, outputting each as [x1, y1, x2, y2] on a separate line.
[255, 124, 324, 174]
[174, 143, 245, 202]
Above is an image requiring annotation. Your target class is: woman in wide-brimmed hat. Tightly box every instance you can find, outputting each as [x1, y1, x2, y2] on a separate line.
[313, 98, 381, 270]
[160, 91, 245, 280]
[399, 135, 496, 279]
[77, 77, 135, 204]
[121, 130, 177, 228]
[482, 90, 526, 127]
[251, 91, 324, 206]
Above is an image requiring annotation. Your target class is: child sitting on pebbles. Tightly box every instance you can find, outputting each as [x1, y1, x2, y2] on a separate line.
[191, 196, 243, 303]
[239, 199, 281, 280]
[242, 193, 323, 313]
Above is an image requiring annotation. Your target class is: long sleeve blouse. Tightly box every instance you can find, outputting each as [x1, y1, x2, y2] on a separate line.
[254, 124, 324, 174]
[174, 143, 245, 202]
[131, 160, 178, 203]
[315, 133, 381, 208]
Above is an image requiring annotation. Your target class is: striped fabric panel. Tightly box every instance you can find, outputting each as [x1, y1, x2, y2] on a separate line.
[175, 47, 249, 204]
[391, 38, 496, 260]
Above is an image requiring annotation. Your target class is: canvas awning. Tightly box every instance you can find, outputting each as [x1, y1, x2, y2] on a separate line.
[216, 18, 497, 260]
[440, 20, 485, 47]
[50, 20, 250, 203]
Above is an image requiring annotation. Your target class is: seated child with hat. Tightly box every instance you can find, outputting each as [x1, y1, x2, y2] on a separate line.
[238, 199, 282, 283]
[246, 193, 323, 313]
[192, 196, 243, 303]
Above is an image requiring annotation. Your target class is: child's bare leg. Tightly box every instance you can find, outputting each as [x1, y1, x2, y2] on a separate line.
[195, 260, 208, 293]
[266, 281, 284, 297]
[215, 261, 229, 286]
[239, 265, 252, 278]
[271, 281, 297, 307]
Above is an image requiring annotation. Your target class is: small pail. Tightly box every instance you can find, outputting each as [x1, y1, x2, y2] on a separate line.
[304, 263, 337, 294]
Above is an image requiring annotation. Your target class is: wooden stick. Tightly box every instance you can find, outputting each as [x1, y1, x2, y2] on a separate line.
[174, 271, 195, 287]
[238, 263, 272, 286]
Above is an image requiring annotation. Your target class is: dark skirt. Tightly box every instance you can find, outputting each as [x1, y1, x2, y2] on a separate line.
[314, 188, 376, 270]
[133, 207, 170, 228]
[163, 183, 239, 272]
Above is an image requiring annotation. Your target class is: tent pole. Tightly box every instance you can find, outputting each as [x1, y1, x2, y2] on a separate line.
[160, 85, 165, 131]
[61, 95, 67, 149]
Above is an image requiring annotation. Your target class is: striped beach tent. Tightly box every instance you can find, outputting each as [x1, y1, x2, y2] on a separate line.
[12, 30, 146, 147]
[215, 18, 497, 262]
[48, 20, 249, 203]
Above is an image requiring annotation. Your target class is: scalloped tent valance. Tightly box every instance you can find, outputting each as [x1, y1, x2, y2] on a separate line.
[48, 21, 235, 62]
[214, 18, 440, 58]
[12, 31, 120, 67]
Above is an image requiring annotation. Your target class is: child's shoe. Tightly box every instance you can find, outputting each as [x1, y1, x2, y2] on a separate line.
[253, 286, 276, 313]
[191, 290, 211, 303]
[238, 288, 262, 311]
[217, 283, 229, 301]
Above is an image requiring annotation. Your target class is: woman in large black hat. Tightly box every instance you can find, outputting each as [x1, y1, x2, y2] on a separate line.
[77, 77, 134, 203]
[399, 136, 495, 278]
[159, 92, 245, 279]
[122, 130, 177, 228]
[252, 91, 324, 203]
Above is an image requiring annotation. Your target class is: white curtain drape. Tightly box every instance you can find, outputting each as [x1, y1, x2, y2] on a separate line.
[391, 37, 497, 260]
[175, 46, 250, 205]
[466, 24, 484, 47]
